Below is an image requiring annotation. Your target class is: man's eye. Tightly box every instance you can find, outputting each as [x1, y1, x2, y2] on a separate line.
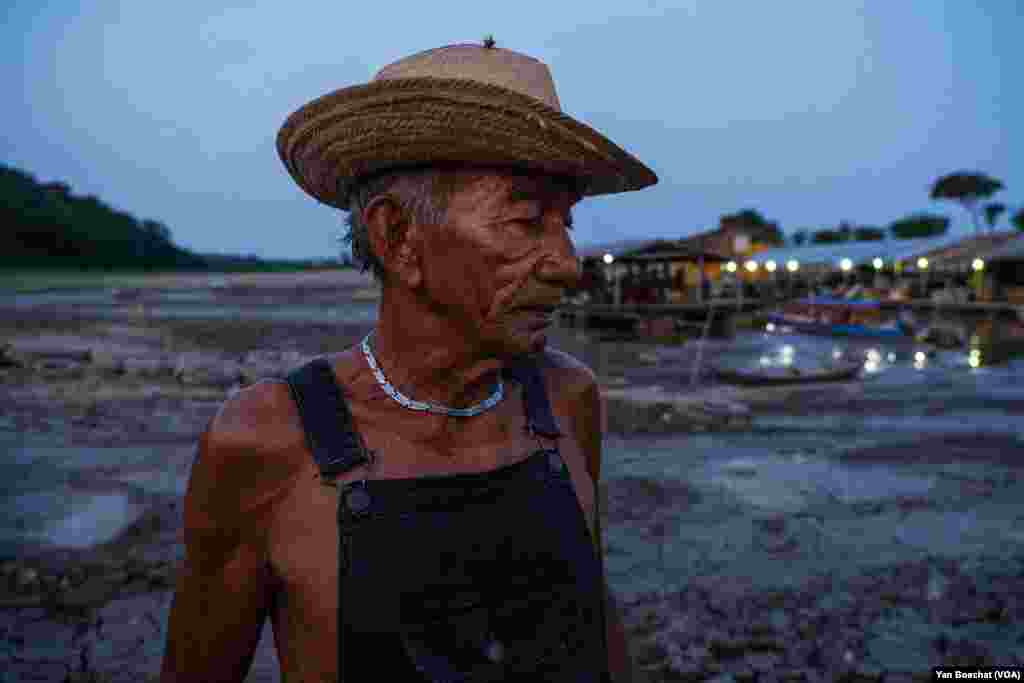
[514, 215, 573, 231]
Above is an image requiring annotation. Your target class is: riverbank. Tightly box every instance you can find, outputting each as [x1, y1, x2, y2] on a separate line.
[0, 266, 376, 294]
[2, 279, 1022, 681]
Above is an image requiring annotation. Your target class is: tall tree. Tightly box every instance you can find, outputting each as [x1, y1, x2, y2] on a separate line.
[811, 229, 842, 244]
[853, 226, 885, 241]
[719, 208, 785, 245]
[929, 171, 1004, 234]
[984, 202, 1006, 231]
[1013, 208, 1024, 233]
[889, 213, 949, 239]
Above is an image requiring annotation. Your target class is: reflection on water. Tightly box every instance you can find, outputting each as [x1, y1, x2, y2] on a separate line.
[721, 324, 1024, 383]
[0, 432, 185, 554]
[41, 493, 143, 548]
[0, 488, 145, 554]
[761, 315, 1024, 368]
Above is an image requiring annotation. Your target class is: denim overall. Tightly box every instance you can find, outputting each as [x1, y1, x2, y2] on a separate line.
[285, 357, 610, 682]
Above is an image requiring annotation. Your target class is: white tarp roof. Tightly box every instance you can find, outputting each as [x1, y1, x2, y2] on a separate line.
[745, 232, 971, 269]
[985, 234, 1024, 262]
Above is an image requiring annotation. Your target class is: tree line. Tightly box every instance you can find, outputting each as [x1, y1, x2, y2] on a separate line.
[1, 164, 341, 272]
[1, 165, 208, 269]
[786, 171, 1023, 246]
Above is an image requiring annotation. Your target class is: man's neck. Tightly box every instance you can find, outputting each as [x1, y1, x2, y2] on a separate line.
[369, 291, 506, 411]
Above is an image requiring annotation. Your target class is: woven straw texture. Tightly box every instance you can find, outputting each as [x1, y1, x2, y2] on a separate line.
[277, 45, 657, 210]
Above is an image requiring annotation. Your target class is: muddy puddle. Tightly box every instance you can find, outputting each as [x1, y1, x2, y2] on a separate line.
[0, 429, 194, 557]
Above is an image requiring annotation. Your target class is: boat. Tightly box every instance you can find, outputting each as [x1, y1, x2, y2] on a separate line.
[712, 361, 862, 386]
[767, 296, 909, 339]
[914, 323, 967, 349]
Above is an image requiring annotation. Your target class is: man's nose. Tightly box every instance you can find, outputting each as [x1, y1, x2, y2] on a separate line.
[535, 224, 580, 289]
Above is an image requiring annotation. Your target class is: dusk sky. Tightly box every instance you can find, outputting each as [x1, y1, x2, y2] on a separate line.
[5, 2, 1020, 260]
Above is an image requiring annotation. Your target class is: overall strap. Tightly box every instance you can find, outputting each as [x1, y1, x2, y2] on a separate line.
[284, 357, 371, 683]
[284, 358, 373, 480]
[502, 356, 562, 438]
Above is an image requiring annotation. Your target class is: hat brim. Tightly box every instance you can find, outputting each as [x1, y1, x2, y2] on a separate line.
[276, 77, 658, 210]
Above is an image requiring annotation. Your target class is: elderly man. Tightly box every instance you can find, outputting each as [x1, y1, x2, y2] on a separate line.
[162, 42, 656, 682]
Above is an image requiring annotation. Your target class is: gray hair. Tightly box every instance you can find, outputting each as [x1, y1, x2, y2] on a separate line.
[342, 167, 463, 282]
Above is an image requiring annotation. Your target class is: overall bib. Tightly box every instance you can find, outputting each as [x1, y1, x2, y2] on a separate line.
[285, 357, 610, 682]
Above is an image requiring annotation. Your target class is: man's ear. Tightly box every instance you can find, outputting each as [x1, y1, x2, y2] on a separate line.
[364, 195, 422, 288]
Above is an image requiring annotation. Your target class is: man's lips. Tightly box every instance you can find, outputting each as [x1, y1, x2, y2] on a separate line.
[515, 304, 558, 314]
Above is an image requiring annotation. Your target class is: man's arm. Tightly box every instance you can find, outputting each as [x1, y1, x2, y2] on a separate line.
[559, 356, 633, 683]
[161, 387, 299, 682]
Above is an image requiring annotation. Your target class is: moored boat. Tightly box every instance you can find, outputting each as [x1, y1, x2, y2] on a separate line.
[767, 296, 909, 339]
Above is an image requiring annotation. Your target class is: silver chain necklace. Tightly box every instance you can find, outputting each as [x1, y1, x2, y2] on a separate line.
[360, 333, 505, 417]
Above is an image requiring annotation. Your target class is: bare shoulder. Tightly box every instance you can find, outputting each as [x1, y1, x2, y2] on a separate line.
[195, 348, 364, 489]
[186, 380, 309, 532]
[537, 347, 599, 395]
[536, 347, 604, 478]
[205, 380, 306, 466]
[536, 347, 601, 416]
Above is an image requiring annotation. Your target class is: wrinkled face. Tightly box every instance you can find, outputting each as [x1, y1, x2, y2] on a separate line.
[418, 169, 582, 356]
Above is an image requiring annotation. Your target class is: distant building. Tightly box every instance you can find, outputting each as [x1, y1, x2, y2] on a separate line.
[916, 232, 1020, 272]
[574, 237, 728, 304]
[614, 242, 728, 303]
[985, 234, 1024, 304]
[747, 232, 1019, 275]
[679, 214, 785, 262]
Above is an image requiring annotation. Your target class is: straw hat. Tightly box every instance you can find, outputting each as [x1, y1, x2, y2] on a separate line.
[276, 41, 658, 210]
